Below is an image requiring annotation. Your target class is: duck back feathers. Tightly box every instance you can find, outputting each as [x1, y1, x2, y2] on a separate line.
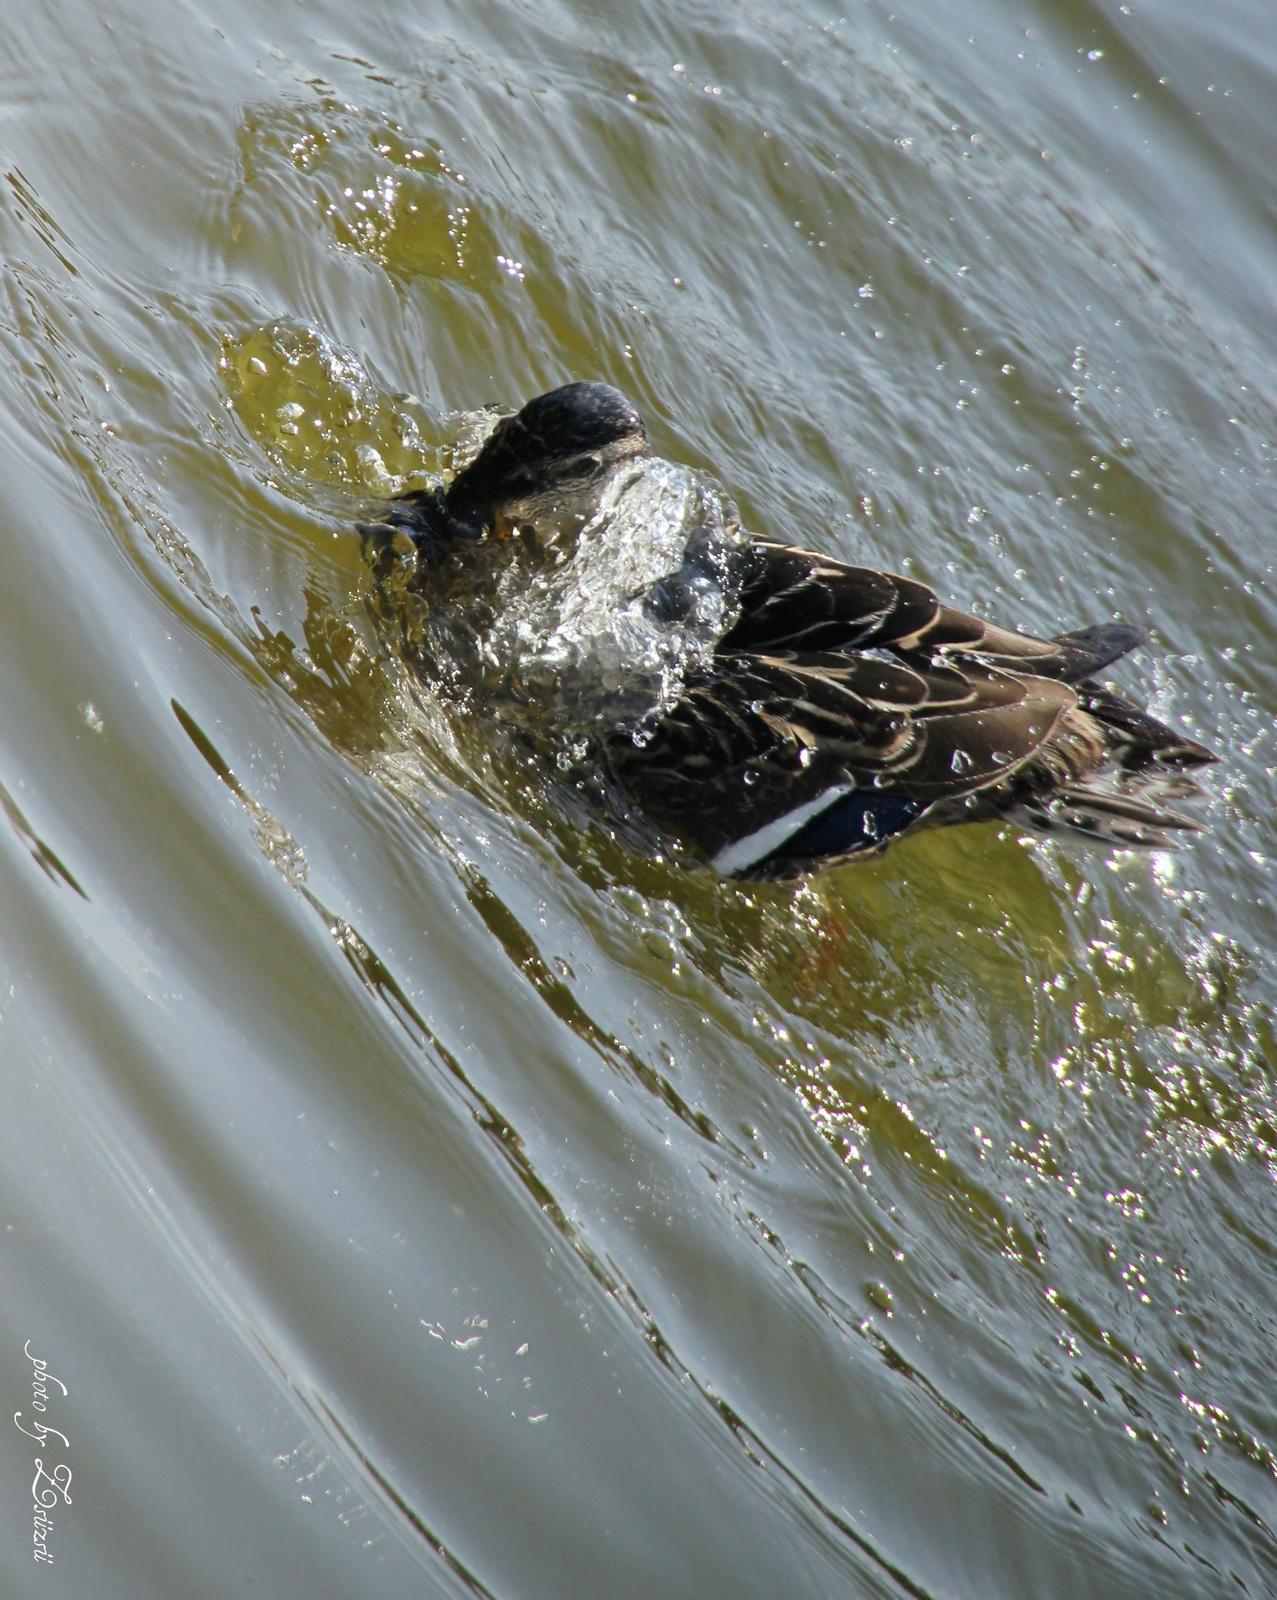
[606, 541, 1214, 877]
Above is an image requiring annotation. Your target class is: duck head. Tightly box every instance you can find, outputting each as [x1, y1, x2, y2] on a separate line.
[444, 381, 649, 548]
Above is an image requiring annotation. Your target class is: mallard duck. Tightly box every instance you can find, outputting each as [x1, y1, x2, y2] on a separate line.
[368, 381, 1215, 879]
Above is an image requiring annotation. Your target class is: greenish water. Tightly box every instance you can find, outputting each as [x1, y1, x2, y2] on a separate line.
[0, 0, 1274, 1594]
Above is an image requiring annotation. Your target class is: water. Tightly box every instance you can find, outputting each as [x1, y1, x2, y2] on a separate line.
[0, 0, 1274, 1595]
[373, 449, 747, 739]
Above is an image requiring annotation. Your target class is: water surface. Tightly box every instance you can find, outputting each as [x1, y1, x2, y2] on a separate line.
[1, 0, 1275, 1595]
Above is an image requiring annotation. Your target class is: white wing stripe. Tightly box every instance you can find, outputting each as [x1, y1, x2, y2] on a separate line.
[711, 784, 854, 876]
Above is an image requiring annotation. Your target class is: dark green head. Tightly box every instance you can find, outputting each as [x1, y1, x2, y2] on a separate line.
[444, 381, 648, 540]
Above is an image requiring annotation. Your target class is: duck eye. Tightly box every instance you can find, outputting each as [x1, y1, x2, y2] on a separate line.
[556, 452, 603, 483]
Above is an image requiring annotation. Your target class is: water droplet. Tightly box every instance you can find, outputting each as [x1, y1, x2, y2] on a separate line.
[743, 769, 759, 786]
[865, 1281, 893, 1313]
[951, 748, 974, 773]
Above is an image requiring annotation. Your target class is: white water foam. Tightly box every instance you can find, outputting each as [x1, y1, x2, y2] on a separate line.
[452, 455, 747, 738]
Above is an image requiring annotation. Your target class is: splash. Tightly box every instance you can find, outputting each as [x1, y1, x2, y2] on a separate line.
[417, 454, 748, 743]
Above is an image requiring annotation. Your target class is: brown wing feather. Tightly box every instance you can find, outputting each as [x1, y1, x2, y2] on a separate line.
[718, 543, 1147, 683]
[718, 543, 938, 654]
[608, 649, 1076, 858]
[609, 540, 1201, 866]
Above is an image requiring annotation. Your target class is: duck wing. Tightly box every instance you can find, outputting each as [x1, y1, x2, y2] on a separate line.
[720, 542, 1148, 682]
[715, 542, 939, 654]
[607, 647, 1075, 874]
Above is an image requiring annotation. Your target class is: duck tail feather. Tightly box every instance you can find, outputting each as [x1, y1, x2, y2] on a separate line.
[1022, 775, 1207, 849]
[1049, 622, 1149, 681]
[1079, 685, 1218, 768]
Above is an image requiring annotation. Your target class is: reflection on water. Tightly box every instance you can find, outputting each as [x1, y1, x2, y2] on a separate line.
[224, 319, 442, 494]
[0, 0, 1275, 1596]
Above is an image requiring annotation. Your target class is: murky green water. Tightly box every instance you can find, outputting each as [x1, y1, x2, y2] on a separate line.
[1, 0, 1274, 1594]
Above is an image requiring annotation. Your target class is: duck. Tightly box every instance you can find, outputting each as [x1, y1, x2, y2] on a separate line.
[365, 380, 1215, 880]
